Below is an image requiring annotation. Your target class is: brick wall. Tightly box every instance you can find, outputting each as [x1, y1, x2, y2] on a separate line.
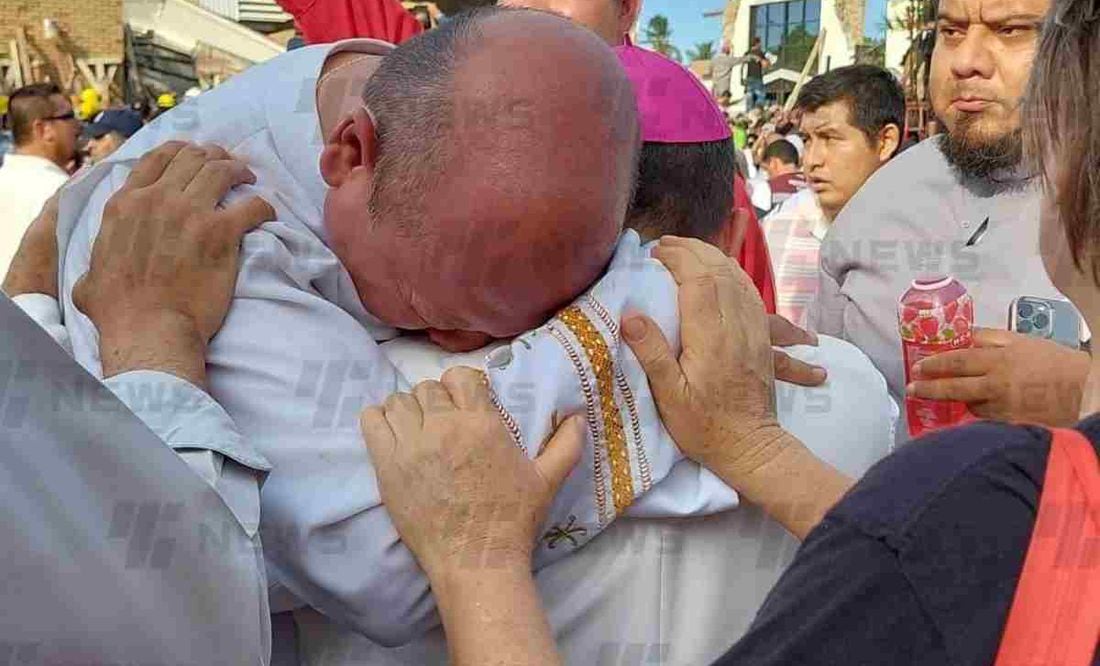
[0, 0, 123, 90]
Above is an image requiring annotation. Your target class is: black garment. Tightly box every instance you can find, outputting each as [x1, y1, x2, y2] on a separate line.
[714, 417, 1100, 666]
[744, 47, 764, 82]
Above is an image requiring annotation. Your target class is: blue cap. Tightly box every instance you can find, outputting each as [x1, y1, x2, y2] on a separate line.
[84, 109, 143, 139]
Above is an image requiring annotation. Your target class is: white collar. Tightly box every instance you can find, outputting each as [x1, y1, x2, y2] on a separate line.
[2, 153, 68, 176]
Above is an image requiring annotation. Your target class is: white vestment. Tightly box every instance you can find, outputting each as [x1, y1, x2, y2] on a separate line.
[32, 38, 897, 662]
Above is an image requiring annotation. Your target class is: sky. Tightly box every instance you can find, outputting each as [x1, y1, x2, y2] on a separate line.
[637, 0, 889, 58]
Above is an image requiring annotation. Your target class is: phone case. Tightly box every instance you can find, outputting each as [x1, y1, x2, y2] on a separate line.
[1009, 297, 1082, 350]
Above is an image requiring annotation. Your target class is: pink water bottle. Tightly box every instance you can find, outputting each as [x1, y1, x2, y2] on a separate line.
[898, 275, 974, 438]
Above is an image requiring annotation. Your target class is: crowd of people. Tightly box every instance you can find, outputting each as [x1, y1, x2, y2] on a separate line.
[0, 0, 1097, 664]
[0, 83, 166, 278]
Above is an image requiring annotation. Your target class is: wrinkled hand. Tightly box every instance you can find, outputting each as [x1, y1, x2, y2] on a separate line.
[907, 327, 1089, 427]
[770, 314, 827, 387]
[73, 141, 274, 384]
[361, 367, 584, 577]
[2, 191, 61, 298]
[623, 236, 780, 476]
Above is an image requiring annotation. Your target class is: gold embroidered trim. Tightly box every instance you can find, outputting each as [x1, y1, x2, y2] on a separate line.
[615, 370, 651, 491]
[548, 323, 611, 525]
[584, 295, 653, 493]
[557, 305, 634, 515]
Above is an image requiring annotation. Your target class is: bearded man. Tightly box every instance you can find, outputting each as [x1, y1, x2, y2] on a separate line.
[808, 0, 1091, 439]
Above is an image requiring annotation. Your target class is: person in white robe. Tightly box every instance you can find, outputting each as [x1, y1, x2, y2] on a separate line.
[9, 8, 896, 664]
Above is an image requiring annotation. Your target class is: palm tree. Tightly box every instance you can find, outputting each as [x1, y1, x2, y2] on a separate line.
[888, 0, 936, 105]
[687, 41, 715, 62]
[643, 15, 682, 62]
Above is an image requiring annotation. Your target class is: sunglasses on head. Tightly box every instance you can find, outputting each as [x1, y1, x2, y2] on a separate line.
[44, 111, 77, 122]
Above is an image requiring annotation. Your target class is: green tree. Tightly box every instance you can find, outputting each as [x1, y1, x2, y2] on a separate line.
[887, 0, 936, 103]
[778, 25, 818, 70]
[643, 15, 682, 62]
[687, 40, 715, 62]
[856, 37, 887, 67]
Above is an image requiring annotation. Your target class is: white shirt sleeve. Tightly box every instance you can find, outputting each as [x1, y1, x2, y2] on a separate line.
[103, 369, 271, 532]
[0, 293, 271, 665]
[57, 155, 438, 647]
[11, 293, 71, 354]
[8, 295, 266, 511]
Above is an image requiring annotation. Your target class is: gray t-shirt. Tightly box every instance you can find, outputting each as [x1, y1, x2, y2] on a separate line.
[808, 137, 1063, 436]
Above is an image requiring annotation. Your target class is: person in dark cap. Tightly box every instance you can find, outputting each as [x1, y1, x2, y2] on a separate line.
[84, 108, 143, 164]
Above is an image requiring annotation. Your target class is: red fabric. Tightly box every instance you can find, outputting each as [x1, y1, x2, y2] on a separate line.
[768, 172, 808, 197]
[994, 428, 1100, 666]
[734, 175, 777, 314]
[279, 0, 423, 45]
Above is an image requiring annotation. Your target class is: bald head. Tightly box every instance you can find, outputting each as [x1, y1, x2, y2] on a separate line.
[328, 7, 640, 349]
[501, 0, 642, 45]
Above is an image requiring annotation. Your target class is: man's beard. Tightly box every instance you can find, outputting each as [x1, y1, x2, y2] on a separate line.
[941, 113, 1024, 181]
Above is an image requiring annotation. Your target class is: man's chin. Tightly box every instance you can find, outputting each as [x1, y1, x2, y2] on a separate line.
[941, 113, 1024, 181]
[427, 329, 496, 353]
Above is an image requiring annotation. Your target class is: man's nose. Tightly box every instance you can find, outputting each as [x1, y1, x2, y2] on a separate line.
[950, 28, 997, 81]
[804, 142, 825, 171]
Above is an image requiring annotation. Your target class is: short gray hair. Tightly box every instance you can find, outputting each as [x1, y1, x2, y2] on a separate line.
[361, 6, 512, 230]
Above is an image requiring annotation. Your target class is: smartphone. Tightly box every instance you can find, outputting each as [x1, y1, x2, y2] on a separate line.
[1008, 296, 1083, 350]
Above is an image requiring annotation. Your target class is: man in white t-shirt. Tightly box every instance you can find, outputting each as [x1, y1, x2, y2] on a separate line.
[0, 83, 78, 277]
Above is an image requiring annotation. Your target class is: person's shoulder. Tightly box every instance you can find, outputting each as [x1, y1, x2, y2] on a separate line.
[830, 137, 952, 229]
[831, 421, 1051, 537]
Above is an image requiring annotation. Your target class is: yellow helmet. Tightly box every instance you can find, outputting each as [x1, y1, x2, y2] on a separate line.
[156, 93, 176, 109]
[78, 88, 102, 120]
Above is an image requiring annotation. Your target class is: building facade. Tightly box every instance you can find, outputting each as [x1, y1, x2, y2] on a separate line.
[0, 0, 124, 99]
[723, 0, 866, 109]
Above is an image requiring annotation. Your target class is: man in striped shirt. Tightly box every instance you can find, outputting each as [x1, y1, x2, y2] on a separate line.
[764, 65, 905, 325]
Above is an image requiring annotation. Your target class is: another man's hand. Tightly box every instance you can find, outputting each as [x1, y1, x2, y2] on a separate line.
[770, 314, 827, 387]
[623, 236, 780, 475]
[907, 328, 1089, 427]
[73, 141, 275, 387]
[361, 367, 584, 579]
[2, 192, 61, 298]
[623, 237, 852, 538]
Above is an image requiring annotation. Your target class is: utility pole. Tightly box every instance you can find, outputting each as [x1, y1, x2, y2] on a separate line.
[704, 0, 740, 49]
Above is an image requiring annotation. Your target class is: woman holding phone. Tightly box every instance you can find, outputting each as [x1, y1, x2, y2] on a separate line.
[360, 0, 1100, 661]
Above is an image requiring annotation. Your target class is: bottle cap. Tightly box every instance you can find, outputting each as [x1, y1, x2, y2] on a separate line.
[910, 275, 953, 291]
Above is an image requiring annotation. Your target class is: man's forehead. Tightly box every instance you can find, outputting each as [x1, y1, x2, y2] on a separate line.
[800, 101, 853, 132]
[938, 0, 1050, 22]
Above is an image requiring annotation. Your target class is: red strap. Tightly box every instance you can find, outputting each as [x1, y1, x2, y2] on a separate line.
[994, 428, 1100, 666]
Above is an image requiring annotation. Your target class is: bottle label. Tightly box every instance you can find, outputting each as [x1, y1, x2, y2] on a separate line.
[899, 293, 974, 346]
[899, 293, 974, 436]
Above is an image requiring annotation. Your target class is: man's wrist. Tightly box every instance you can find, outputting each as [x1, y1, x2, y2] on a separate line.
[424, 543, 532, 591]
[707, 423, 792, 488]
[98, 310, 208, 389]
[432, 555, 532, 599]
[710, 425, 853, 540]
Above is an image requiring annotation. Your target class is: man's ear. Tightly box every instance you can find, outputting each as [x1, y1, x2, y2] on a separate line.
[877, 123, 901, 163]
[620, 0, 643, 36]
[33, 118, 52, 144]
[320, 106, 379, 187]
